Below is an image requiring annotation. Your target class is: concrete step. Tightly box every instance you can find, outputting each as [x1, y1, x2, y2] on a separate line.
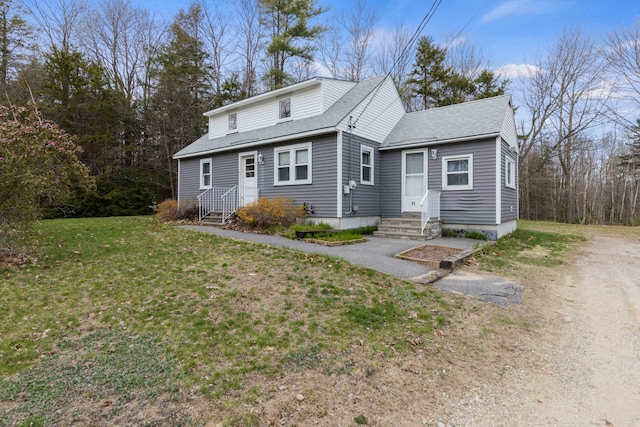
[200, 210, 224, 225]
[373, 231, 433, 240]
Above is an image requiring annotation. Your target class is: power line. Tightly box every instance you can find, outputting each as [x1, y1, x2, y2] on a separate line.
[352, 0, 444, 126]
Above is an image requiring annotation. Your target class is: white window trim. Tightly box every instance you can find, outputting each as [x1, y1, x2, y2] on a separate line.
[360, 145, 374, 185]
[505, 156, 516, 189]
[442, 154, 473, 191]
[278, 97, 292, 122]
[273, 142, 312, 186]
[199, 158, 212, 190]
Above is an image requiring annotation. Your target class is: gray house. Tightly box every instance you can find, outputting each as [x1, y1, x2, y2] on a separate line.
[174, 75, 518, 240]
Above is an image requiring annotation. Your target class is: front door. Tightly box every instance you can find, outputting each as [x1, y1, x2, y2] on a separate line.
[239, 153, 257, 206]
[402, 150, 427, 212]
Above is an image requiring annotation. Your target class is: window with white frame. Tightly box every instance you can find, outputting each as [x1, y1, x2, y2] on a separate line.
[274, 143, 311, 185]
[442, 154, 473, 190]
[200, 158, 212, 189]
[505, 156, 515, 189]
[361, 145, 374, 185]
[228, 113, 237, 131]
[279, 97, 291, 120]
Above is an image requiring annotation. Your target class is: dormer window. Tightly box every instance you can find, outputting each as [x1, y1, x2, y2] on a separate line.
[228, 113, 237, 131]
[279, 98, 291, 120]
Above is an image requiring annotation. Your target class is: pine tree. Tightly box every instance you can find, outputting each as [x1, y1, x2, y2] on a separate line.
[407, 36, 450, 110]
[259, 0, 327, 90]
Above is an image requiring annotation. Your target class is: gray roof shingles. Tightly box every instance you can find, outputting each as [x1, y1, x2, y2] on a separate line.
[173, 76, 388, 159]
[381, 94, 512, 149]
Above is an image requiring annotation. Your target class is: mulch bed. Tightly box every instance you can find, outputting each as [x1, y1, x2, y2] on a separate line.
[396, 245, 464, 269]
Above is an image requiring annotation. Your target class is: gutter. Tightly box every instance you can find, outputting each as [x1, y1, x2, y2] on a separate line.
[379, 132, 500, 151]
[173, 127, 337, 160]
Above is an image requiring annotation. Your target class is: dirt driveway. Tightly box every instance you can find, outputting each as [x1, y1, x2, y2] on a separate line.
[430, 234, 640, 426]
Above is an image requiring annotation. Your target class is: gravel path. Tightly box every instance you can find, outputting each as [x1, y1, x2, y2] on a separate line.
[437, 236, 640, 426]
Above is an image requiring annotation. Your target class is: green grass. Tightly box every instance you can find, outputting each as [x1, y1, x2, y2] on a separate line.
[0, 216, 452, 425]
[476, 220, 587, 272]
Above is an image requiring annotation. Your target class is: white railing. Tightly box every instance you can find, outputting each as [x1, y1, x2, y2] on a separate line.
[221, 186, 238, 223]
[420, 190, 441, 235]
[197, 186, 238, 223]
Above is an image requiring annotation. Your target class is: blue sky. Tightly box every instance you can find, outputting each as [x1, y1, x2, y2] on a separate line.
[134, 0, 639, 79]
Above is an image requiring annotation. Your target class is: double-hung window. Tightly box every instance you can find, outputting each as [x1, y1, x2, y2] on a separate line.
[274, 143, 312, 185]
[200, 158, 212, 189]
[361, 145, 374, 185]
[505, 156, 516, 189]
[442, 154, 473, 190]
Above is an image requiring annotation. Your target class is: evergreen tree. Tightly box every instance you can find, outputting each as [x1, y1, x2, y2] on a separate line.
[407, 36, 451, 110]
[41, 47, 126, 176]
[0, 0, 32, 93]
[147, 3, 211, 198]
[408, 36, 508, 110]
[259, 0, 326, 90]
[473, 69, 508, 99]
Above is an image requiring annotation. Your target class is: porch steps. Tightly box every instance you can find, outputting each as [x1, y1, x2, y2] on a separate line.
[374, 217, 442, 240]
[200, 210, 224, 226]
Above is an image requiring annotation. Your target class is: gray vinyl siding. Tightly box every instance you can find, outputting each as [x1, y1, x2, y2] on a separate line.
[380, 139, 498, 224]
[433, 139, 497, 225]
[178, 133, 339, 217]
[178, 152, 238, 204]
[256, 133, 338, 217]
[342, 134, 381, 216]
[380, 150, 402, 217]
[501, 139, 518, 221]
[178, 158, 201, 203]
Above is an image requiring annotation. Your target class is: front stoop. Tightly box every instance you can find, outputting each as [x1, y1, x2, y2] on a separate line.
[200, 210, 224, 226]
[373, 217, 442, 240]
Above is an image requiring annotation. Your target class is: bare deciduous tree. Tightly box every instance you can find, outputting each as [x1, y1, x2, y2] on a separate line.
[605, 19, 640, 130]
[519, 28, 611, 222]
[24, 0, 86, 51]
[234, 0, 263, 96]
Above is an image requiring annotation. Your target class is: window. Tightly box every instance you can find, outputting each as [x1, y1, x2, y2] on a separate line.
[279, 97, 291, 120]
[274, 143, 312, 185]
[200, 158, 212, 189]
[361, 145, 374, 185]
[442, 155, 473, 190]
[505, 156, 516, 189]
[228, 113, 237, 131]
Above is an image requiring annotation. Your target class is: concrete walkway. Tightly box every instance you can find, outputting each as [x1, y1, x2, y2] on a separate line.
[180, 225, 478, 280]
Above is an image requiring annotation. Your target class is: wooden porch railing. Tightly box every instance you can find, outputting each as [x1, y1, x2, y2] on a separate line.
[420, 190, 441, 235]
[197, 186, 238, 223]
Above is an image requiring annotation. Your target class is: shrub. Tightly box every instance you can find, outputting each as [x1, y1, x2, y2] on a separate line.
[155, 199, 198, 222]
[236, 197, 305, 229]
[155, 199, 179, 222]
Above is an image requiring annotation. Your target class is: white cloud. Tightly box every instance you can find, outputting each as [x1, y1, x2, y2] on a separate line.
[482, 0, 569, 23]
[495, 63, 541, 79]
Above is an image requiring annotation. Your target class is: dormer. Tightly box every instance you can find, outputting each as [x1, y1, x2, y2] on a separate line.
[205, 78, 356, 140]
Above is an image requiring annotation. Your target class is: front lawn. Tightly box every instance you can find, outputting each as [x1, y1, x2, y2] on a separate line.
[0, 217, 453, 426]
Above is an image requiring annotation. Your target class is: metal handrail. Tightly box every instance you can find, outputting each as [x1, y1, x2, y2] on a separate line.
[197, 186, 239, 223]
[420, 190, 441, 235]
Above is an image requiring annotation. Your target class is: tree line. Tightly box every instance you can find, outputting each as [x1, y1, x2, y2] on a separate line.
[1, 0, 638, 226]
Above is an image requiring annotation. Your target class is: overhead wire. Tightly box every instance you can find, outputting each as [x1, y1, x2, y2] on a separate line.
[351, 0, 444, 127]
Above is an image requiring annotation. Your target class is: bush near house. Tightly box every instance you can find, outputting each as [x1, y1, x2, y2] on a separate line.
[155, 199, 198, 222]
[236, 197, 306, 229]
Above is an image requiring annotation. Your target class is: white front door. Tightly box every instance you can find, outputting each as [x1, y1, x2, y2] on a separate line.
[239, 153, 257, 206]
[402, 150, 427, 212]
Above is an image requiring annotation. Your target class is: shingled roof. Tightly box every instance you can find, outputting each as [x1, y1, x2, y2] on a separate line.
[173, 76, 387, 159]
[381, 94, 512, 150]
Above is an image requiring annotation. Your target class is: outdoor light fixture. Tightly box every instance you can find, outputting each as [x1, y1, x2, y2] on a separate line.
[431, 149, 438, 160]
[257, 152, 264, 164]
